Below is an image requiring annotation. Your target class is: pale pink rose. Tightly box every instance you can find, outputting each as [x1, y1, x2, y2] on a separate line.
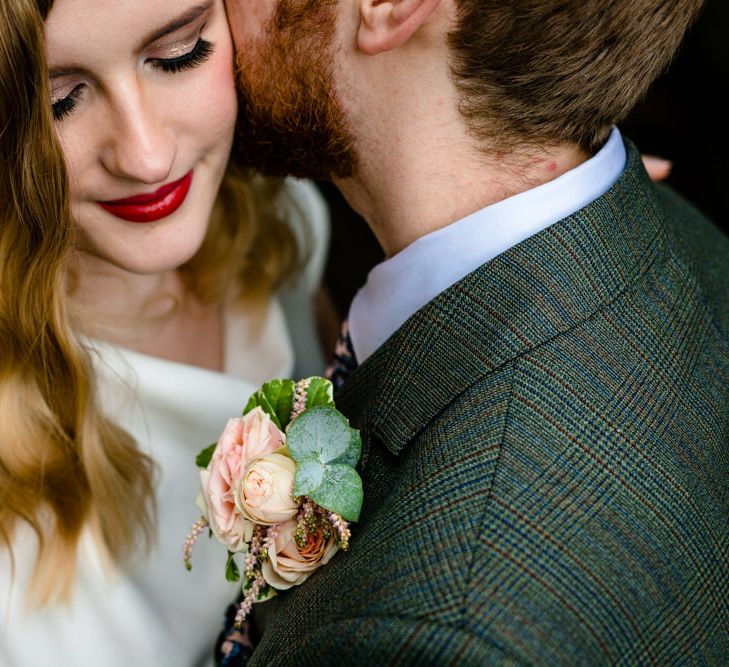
[235, 453, 298, 525]
[200, 408, 285, 551]
[261, 519, 339, 590]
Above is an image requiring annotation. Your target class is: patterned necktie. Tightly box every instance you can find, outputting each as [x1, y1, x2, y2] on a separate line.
[325, 319, 358, 389]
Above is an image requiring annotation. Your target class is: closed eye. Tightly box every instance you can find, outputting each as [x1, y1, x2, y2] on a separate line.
[52, 84, 85, 121]
[151, 38, 214, 73]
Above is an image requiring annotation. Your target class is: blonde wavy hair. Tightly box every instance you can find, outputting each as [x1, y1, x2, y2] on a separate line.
[0, 0, 299, 603]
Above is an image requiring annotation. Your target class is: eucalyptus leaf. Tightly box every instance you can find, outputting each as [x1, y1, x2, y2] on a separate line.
[225, 551, 240, 582]
[347, 428, 362, 468]
[195, 442, 217, 469]
[307, 464, 363, 522]
[304, 377, 334, 409]
[243, 379, 295, 429]
[286, 405, 361, 467]
[293, 457, 326, 497]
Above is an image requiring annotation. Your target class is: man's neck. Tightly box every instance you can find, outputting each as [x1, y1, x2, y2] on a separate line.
[335, 130, 589, 258]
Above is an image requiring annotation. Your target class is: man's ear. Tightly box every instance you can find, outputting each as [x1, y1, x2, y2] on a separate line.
[357, 0, 443, 55]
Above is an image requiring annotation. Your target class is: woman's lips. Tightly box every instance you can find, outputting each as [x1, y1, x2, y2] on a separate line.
[97, 171, 193, 223]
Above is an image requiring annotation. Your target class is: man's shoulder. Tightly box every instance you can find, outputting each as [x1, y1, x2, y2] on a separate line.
[411, 302, 728, 663]
[654, 183, 729, 333]
[415, 209, 729, 660]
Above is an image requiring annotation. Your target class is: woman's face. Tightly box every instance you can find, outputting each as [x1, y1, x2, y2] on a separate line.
[45, 0, 237, 275]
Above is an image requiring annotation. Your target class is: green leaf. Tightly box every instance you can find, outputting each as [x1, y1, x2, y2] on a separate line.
[292, 457, 326, 497]
[286, 405, 361, 467]
[304, 377, 335, 409]
[295, 463, 363, 522]
[195, 442, 217, 469]
[243, 379, 296, 430]
[348, 429, 362, 468]
[225, 551, 240, 582]
[243, 391, 278, 428]
[257, 585, 277, 603]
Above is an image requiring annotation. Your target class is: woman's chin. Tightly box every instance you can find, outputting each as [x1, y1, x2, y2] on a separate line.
[77, 234, 207, 277]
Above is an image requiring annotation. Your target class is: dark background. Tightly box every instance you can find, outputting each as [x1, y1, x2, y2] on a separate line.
[319, 0, 728, 318]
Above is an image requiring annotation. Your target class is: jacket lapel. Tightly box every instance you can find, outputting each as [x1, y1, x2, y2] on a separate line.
[337, 139, 666, 462]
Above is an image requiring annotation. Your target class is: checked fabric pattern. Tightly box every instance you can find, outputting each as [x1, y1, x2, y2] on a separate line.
[246, 139, 729, 665]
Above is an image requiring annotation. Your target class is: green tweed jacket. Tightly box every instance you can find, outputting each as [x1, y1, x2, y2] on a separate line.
[250, 140, 729, 665]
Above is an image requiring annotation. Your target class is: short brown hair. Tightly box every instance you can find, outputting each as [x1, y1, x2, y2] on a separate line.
[448, 0, 705, 153]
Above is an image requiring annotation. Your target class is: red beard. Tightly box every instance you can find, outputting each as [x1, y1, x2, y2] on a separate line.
[232, 0, 357, 180]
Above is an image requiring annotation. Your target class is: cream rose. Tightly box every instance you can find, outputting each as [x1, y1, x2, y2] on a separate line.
[200, 408, 285, 551]
[235, 453, 299, 525]
[261, 519, 339, 590]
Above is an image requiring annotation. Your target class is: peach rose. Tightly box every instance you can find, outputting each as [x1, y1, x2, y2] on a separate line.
[235, 453, 298, 525]
[200, 408, 285, 551]
[261, 519, 339, 590]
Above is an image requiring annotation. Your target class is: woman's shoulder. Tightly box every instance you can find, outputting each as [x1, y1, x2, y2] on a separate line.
[276, 179, 330, 295]
[277, 177, 329, 239]
[272, 179, 330, 377]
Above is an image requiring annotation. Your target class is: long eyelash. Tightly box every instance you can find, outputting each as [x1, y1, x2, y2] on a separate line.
[52, 85, 84, 121]
[154, 38, 214, 73]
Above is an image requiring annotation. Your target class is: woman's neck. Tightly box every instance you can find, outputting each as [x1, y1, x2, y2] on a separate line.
[70, 253, 224, 371]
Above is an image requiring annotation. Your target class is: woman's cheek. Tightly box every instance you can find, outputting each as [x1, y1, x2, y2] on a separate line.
[189, 36, 238, 149]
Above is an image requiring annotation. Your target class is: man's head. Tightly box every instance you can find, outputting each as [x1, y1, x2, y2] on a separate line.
[448, 0, 705, 153]
[225, 0, 704, 179]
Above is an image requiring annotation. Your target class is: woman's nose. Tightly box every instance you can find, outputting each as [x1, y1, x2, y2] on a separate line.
[101, 89, 176, 185]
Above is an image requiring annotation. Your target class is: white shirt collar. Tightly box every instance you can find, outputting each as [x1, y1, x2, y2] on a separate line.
[348, 127, 627, 364]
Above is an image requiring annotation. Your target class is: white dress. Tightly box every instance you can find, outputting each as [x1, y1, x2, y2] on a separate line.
[0, 180, 329, 667]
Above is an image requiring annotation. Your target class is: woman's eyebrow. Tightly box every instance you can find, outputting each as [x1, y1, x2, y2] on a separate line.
[50, 67, 83, 79]
[140, 0, 214, 50]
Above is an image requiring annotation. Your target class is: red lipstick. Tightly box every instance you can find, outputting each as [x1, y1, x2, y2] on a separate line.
[98, 171, 193, 223]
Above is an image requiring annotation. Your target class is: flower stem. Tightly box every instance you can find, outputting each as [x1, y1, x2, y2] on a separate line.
[183, 517, 209, 570]
[234, 572, 265, 628]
